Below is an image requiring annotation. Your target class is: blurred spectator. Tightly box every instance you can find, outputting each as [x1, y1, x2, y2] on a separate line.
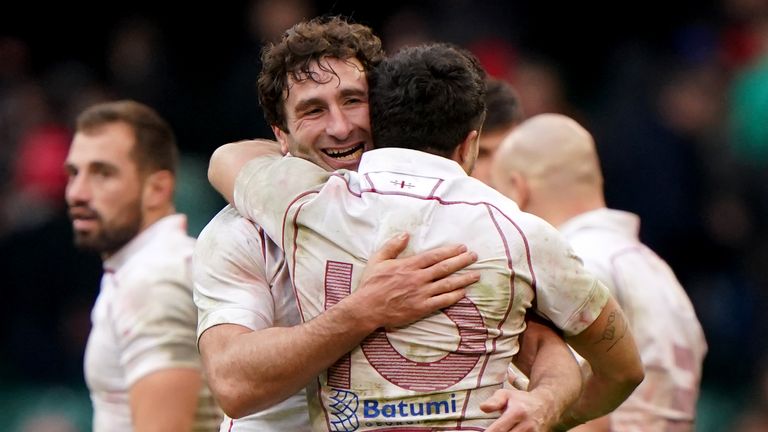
[206, 0, 315, 147]
[381, 6, 434, 52]
[5, 124, 70, 230]
[513, 54, 572, 117]
[107, 17, 174, 111]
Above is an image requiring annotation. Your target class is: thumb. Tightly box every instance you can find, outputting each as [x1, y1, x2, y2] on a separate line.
[479, 389, 509, 413]
[370, 232, 410, 264]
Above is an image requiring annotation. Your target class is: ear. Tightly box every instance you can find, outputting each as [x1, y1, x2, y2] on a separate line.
[455, 130, 480, 174]
[142, 170, 175, 210]
[272, 125, 290, 155]
[505, 171, 530, 209]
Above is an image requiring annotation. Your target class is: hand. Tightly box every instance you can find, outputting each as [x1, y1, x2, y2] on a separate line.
[351, 232, 479, 329]
[481, 388, 559, 432]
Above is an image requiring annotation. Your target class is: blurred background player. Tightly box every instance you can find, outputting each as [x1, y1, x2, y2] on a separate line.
[492, 113, 707, 431]
[64, 100, 221, 431]
[471, 77, 524, 187]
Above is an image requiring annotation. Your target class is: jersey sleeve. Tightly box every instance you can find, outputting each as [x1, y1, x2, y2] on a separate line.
[233, 155, 330, 248]
[113, 267, 201, 387]
[527, 218, 610, 336]
[193, 206, 278, 341]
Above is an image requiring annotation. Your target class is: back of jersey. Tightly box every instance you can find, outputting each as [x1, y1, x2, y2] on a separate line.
[284, 169, 534, 432]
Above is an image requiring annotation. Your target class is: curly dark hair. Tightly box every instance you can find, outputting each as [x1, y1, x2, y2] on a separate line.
[258, 16, 385, 132]
[368, 43, 487, 158]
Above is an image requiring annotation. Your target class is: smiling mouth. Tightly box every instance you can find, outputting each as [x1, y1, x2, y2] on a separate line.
[323, 144, 364, 161]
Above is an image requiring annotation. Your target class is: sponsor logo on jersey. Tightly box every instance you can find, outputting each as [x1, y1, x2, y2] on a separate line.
[329, 388, 359, 432]
[363, 393, 458, 419]
[328, 389, 459, 431]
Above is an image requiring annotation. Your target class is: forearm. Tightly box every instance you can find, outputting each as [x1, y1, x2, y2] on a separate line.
[201, 236, 478, 418]
[201, 297, 377, 418]
[130, 369, 202, 432]
[561, 298, 644, 428]
[523, 320, 582, 429]
[208, 139, 282, 203]
[558, 370, 636, 430]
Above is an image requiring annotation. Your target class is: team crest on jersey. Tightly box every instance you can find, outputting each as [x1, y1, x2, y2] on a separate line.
[329, 388, 360, 432]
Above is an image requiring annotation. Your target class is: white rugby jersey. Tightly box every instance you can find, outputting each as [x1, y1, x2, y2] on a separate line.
[84, 214, 221, 432]
[560, 209, 707, 432]
[235, 148, 610, 431]
[194, 205, 310, 432]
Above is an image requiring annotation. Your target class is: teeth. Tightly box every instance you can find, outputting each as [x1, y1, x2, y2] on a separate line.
[326, 146, 355, 155]
[335, 147, 363, 161]
[324, 145, 363, 160]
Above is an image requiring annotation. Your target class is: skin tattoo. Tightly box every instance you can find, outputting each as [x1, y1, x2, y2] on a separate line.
[596, 311, 629, 351]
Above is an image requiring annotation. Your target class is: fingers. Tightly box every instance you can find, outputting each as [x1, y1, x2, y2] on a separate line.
[482, 390, 523, 432]
[369, 233, 410, 264]
[419, 268, 479, 311]
[480, 390, 508, 413]
[425, 250, 478, 281]
[423, 288, 466, 312]
[427, 268, 480, 294]
[407, 243, 470, 269]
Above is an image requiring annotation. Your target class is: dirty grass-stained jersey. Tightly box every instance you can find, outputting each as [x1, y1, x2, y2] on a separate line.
[235, 148, 609, 431]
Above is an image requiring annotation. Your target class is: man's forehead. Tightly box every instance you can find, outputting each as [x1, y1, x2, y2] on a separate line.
[68, 127, 135, 166]
[286, 56, 366, 86]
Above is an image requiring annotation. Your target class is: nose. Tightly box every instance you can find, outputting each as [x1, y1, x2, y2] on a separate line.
[325, 105, 353, 140]
[65, 173, 91, 205]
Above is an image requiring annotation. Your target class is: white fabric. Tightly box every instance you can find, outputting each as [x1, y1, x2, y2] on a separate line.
[559, 208, 707, 432]
[194, 205, 310, 431]
[84, 214, 221, 432]
[235, 148, 610, 431]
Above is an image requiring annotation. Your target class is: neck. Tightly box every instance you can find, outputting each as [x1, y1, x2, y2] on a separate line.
[529, 192, 604, 228]
[138, 205, 175, 235]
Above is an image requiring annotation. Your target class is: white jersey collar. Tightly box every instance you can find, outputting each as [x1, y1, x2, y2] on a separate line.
[103, 214, 187, 273]
[357, 148, 467, 179]
[559, 208, 640, 239]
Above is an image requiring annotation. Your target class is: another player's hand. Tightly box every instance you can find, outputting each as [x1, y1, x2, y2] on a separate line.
[354, 232, 479, 329]
[480, 389, 556, 432]
[481, 388, 560, 432]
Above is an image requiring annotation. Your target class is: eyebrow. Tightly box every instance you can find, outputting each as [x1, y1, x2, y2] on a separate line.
[293, 87, 368, 113]
[64, 160, 119, 174]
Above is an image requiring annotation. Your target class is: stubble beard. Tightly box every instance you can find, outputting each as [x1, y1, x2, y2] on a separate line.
[72, 206, 143, 257]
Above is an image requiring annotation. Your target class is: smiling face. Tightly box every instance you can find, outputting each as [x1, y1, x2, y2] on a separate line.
[64, 121, 145, 257]
[273, 57, 373, 171]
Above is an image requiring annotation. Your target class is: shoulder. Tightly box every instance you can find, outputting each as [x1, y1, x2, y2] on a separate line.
[120, 226, 195, 294]
[197, 206, 263, 250]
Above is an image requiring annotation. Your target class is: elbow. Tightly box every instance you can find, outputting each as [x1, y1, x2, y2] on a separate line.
[614, 361, 645, 400]
[207, 145, 230, 186]
[209, 379, 265, 420]
[627, 363, 645, 391]
[207, 368, 283, 419]
[217, 397, 251, 420]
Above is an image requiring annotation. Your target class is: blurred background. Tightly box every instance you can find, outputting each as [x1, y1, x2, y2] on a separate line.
[1, 0, 767, 430]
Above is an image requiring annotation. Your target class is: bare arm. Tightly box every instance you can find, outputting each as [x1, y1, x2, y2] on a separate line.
[208, 139, 282, 203]
[481, 318, 583, 431]
[199, 233, 480, 418]
[130, 369, 202, 432]
[560, 296, 644, 428]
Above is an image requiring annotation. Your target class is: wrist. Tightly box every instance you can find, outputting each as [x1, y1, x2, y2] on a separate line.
[333, 295, 381, 335]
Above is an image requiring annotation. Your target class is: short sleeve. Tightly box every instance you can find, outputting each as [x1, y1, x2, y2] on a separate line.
[113, 277, 201, 386]
[193, 206, 279, 341]
[527, 219, 610, 336]
[233, 156, 330, 248]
